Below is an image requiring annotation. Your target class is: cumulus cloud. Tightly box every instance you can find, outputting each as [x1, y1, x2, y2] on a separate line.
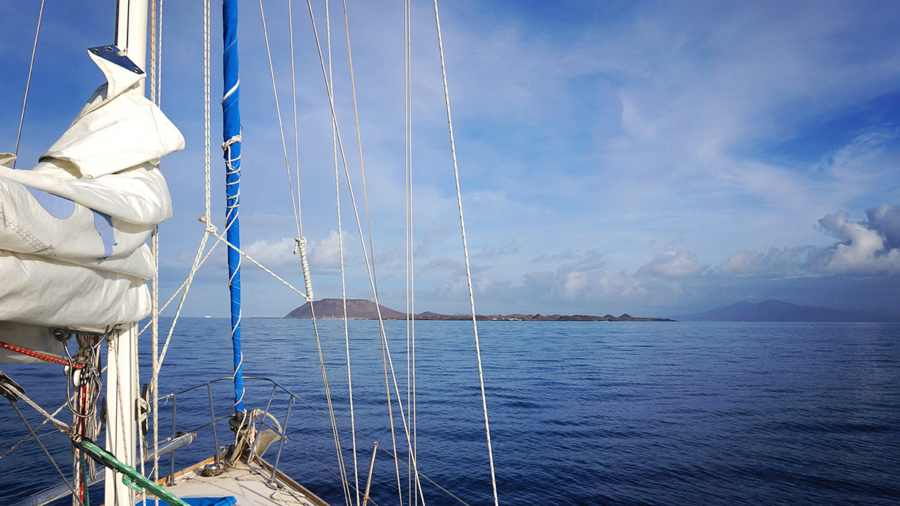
[309, 231, 357, 267]
[719, 247, 821, 276]
[719, 204, 900, 277]
[719, 250, 765, 275]
[819, 210, 900, 275]
[866, 203, 900, 249]
[521, 251, 660, 303]
[242, 231, 356, 270]
[638, 250, 709, 278]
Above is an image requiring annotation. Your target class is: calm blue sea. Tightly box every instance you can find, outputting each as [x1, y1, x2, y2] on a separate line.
[2, 319, 899, 505]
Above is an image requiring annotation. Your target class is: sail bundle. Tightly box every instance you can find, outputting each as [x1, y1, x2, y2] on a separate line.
[0, 48, 184, 363]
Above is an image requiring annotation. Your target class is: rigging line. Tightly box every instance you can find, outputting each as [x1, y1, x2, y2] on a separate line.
[157, 231, 214, 368]
[204, 0, 212, 224]
[0, 428, 60, 459]
[138, 232, 222, 339]
[152, 226, 160, 486]
[208, 229, 310, 300]
[403, 1, 420, 504]
[150, 0, 157, 104]
[403, 0, 418, 503]
[288, 0, 303, 236]
[157, 0, 164, 106]
[279, 437, 381, 506]
[135, 308, 150, 505]
[374, 446, 475, 506]
[150, 0, 161, 491]
[302, 4, 423, 501]
[339, 3, 365, 502]
[0, 402, 68, 461]
[432, 2, 499, 504]
[404, 0, 410, 499]
[339, 0, 370, 278]
[324, 2, 352, 504]
[258, 0, 303, 239]
[331, 3, 359, 506]
[13, 0, 45, 168]
[379, 324, 404, 506]
[309, 302, 353, 506]
[9, 402, 86, 506]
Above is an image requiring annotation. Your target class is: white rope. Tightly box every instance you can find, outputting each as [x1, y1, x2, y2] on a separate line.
[312, 3, 353, 504]
[306, 0, 403, 500]
[157, 230, 217, 368]
[149, 1, 161, 497]
[302, 4, 428, 504]
[13, 390, 70, 431]
[404, 1, 420, 503]
[158, 0, 164, 106]
[223, 130, 245, 410]
[339, 5, 363, 503]
[138, 229, 222, 340]
[204, 0, 212, 224]
[432, 2, 499, 504]
[0, 401, 67, 461]
[258, 0, 303, 240]
[288, 0, 303, 239]
[208, 229, 311, 301]
[296, 237, 314, 301]
[13, 0, 45, 168]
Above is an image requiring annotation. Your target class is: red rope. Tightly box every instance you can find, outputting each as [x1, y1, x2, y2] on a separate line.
[0, 340, 83, 369]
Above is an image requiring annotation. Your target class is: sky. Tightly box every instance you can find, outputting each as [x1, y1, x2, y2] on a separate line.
[2, 0, 900, 318]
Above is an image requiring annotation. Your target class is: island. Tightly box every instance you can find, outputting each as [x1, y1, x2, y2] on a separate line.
[284, 299, 673, 322]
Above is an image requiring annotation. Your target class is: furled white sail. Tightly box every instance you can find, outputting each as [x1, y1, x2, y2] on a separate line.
[0, 49, 184, 363]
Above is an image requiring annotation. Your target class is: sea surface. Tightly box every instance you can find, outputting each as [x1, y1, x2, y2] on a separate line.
[2, 319, 899, 505]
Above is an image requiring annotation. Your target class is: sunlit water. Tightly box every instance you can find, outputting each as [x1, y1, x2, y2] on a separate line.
[2, 320, 899, 505]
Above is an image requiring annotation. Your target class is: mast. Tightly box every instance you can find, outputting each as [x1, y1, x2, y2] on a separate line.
[222, 0, 246, 416]
[106, 3, 148, 505]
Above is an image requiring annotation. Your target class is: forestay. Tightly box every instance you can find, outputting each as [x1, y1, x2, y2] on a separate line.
[0, 47, 183, 362]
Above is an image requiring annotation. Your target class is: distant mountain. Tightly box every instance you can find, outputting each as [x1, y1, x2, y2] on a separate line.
[674, 300, 900, 322]
[284, 299, 672, 321]
[285, 299, 406, 319]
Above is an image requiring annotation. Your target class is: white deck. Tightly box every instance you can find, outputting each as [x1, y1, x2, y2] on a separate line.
[152, 456, 331, 506]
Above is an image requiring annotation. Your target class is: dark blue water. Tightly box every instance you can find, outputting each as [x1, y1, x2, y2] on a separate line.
[2, 320, 899, 505]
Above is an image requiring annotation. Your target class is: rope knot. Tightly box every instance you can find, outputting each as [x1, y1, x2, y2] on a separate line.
[293, 236, 306, 255]
[222, 132, 242, 151]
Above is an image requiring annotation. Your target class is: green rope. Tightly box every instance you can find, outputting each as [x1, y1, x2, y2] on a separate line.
[72, 436, 189, 506]
[80, 449, 90, 506]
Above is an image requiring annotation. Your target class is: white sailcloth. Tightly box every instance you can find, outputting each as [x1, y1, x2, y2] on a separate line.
[0, 49, 184, 362]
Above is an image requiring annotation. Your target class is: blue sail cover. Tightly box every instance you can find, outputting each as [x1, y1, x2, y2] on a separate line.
[222, 0, 245, 414]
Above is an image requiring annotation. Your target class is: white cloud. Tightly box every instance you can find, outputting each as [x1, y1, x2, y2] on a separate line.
[638, 250, 708, 279]
[866, 203, 900, 249]
[242, 231, 356, 271]
[309, 231, 357, 268]
[821, 214, 900, 275]
[720, 250, 765, 275]
[718, 205, 900, 277]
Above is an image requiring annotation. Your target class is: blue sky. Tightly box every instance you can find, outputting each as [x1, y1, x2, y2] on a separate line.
[2, 0, 900, 317]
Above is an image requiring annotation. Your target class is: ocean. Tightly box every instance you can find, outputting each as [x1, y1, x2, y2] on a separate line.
[2, 319, 899, 505]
